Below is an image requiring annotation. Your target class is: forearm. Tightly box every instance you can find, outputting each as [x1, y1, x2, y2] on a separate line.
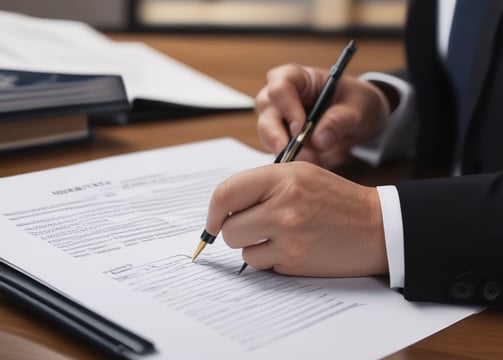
[396, 171, 503, 305]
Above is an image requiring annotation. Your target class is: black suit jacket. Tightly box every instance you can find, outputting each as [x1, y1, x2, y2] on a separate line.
[395, 0, 503, 305]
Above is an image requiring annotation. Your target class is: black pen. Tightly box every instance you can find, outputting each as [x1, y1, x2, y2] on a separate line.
[0, 262, 155, 357]
[192, 40, 357, 274]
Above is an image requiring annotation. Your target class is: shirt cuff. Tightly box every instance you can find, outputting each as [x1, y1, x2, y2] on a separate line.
[376, 185, 405, 288]
[351, 72, 417, 166]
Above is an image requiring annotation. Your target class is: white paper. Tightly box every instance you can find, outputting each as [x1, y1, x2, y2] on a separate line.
[0, 138, 481, 359]
[0, 11, 254, 109]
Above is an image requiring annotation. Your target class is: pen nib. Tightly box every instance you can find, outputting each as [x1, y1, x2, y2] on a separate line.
[237, 263, 248, 275]
[192, 241, 207, 262]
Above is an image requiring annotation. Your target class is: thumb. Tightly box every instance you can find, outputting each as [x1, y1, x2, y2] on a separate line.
[310, 105, 356, 151]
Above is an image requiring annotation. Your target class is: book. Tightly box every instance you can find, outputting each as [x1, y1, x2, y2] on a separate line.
[0, 69, 128, 151]
[0, 0, 129, 31]
[0, 11, 255, 125]
[0, 138, 480, 359]
[130, 0, 406, 33]
[351, 0, 406, 30]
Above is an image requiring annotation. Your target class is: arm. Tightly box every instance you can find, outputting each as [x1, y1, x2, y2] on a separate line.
[397, 171, 503, 305]
[205, 164, 503, 305]
[247, 61, 502, 306]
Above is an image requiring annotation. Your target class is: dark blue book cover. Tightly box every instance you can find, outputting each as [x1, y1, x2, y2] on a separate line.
[0, 69, 129, 121]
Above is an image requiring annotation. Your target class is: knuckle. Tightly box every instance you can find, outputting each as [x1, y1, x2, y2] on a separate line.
[266, 63, 298, 81]
[277, 204, 304, 230]
[254, 87, 268, 112]
[267, 64, 302, 97]
[278, 209, 304, 231]
[267, 78, 288, 101]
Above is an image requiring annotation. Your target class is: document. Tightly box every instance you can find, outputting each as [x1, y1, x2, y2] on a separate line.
[0, 11, 254, 112]
[0, 138, 481, 359]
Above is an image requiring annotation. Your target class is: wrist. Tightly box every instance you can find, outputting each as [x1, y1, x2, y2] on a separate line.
[365, 186, 389, 275]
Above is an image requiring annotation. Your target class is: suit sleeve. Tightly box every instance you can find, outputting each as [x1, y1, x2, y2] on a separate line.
[395, 171, 503, 305]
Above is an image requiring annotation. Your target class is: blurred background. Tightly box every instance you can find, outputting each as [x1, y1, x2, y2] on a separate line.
[0, 0, 406, 34]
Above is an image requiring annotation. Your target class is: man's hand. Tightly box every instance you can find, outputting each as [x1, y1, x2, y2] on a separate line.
[204, 161, 388, 277]
[255, 64, 391, 170]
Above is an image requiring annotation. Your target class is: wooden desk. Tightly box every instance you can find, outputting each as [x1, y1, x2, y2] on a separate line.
[0, 34, 501, 360]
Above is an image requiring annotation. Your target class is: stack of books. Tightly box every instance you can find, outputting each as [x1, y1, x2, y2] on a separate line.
[0, 10, 254, 152]
[0, 69, 128, 152]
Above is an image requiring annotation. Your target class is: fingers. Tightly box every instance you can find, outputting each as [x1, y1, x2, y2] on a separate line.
[299, 76, 390, 158]
[241, 241, 276, 270]
[256, 64, 323, 155]
[204, 161, 388, 278]
[255, 67, 367, 166]
[204, 164, 277, 238]
[255, 63, 391, 168]
[214, 180, 285, 271]
[310, 104, 359, 152]
[256, 101, 289, 154]
[295, 138, 353, 169]
[221, 200, 272, 249]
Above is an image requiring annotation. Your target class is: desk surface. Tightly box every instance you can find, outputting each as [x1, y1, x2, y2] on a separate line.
[0, 33, 502, 360]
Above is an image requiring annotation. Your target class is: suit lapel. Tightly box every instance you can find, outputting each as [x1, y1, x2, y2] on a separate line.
[459, 0, 503, 144]
[405, 0, 437, 83]
[406, 0, 457, 172]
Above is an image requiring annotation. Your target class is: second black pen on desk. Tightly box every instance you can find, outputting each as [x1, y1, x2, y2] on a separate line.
[192, 39, 357, 274]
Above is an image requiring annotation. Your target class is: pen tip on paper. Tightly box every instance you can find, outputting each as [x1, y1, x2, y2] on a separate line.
[192, 241, 206, 262]
[237, 262, 248, 275]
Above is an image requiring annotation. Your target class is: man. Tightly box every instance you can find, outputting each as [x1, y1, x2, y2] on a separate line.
[203, 0, 503, 305]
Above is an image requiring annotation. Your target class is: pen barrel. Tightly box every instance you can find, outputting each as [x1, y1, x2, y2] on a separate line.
[305, 40, 356, 125]
[306, 40, 356, 125]
[275, 39, 356, 164]
[306, 76, 336, 125]
[279, 121, 313, 162]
